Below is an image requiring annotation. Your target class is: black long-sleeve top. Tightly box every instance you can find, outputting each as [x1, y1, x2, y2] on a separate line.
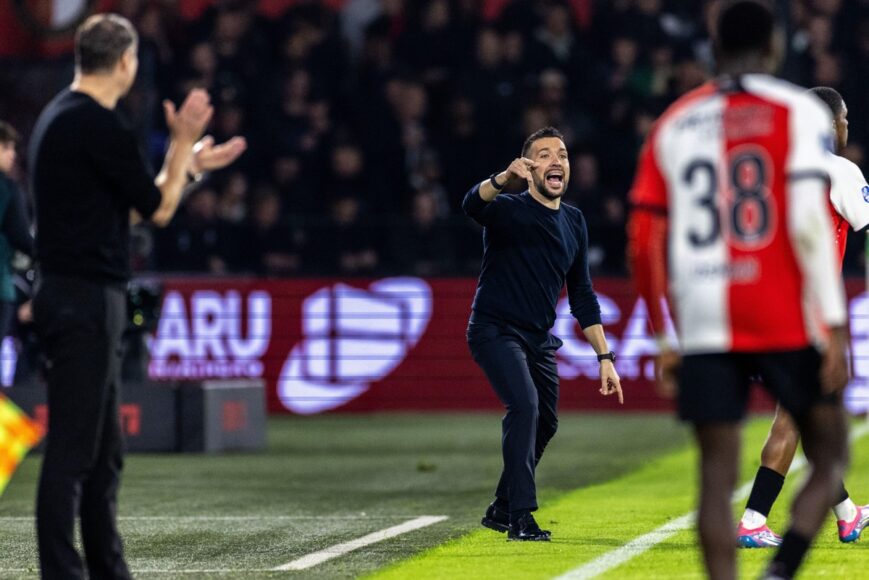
[29, 89, 162, 284]
[463, 184, 602, 333]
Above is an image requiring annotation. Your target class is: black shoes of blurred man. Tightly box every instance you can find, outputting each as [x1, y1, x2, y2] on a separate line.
[481, 501, 551, 541]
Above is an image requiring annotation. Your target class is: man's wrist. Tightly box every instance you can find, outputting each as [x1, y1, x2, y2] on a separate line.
[597, 351, 616, 364]
[172, 134, 198, 149]
[489, 172, 505, 190]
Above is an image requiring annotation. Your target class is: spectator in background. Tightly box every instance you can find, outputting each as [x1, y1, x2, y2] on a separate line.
[239, 186, 303, 276]
[411, 149, 450, 214]
[528, 2, 583, 72]
[6, 0, 867, 277]
[0, 121, 33, 338]
[537, 68, 594, 146]
[154, 185, 230, 273]
[392, 188, 454, 276]
[607, 36, 651, 98]
[328, 141, 371, 207]
[441, 96, 486, 210]
[400, 0, 466, 87]
[271, 150, 316, 215]
[315, 195, 380, 274]
[216, 171, 248, 224]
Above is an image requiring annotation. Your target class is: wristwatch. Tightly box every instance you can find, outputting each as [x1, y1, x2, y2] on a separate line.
[489, 172, 504, 190]
[597, 351, 616, 363]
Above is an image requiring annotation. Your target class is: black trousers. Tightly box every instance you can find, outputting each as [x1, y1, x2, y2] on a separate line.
[33, 275, 130, 580]
[467, 312, 561, 512]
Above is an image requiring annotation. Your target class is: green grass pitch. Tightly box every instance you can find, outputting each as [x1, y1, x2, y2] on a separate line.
[1, 413, 867, 578]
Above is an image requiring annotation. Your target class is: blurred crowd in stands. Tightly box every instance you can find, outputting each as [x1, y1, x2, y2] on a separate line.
[2, 0, 869, 277]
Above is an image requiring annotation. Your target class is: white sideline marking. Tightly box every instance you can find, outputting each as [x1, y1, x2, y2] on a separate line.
[273, 515, 448, 571]
[0, 514, 423, 522]
[0, 515, 449, 575]
[0, 569, 275, 575]
[555, 421, 869, 580]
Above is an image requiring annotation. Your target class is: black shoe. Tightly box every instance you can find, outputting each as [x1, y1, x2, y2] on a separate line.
[481, 502, 510, 533]
[508, 512, 551, 541]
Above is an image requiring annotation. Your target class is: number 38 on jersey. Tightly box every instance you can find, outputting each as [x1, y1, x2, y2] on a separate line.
[684, 146, 775, 250]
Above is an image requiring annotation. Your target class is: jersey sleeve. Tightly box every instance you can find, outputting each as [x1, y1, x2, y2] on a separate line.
[629, 126, 670, 336]
[829, 155, 869, 232]
[787, 94, 834, 179]
[87, 112, 163, 219]
[629, 129, 668, 213]
[786, 97, 846, 328]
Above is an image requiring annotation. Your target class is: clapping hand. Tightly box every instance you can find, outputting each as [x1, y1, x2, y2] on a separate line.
[163, 89, 213, 145]
[190, 135, 248, 174]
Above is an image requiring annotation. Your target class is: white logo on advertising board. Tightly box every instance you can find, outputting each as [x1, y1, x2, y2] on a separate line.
[148, 290, 271, 379]
[846, 292, 869, 414]
[277, 277, 432, 414]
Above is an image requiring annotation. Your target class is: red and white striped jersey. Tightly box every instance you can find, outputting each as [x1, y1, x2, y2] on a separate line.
[828, 153, 869, 264]
[629, 74, 847, 354]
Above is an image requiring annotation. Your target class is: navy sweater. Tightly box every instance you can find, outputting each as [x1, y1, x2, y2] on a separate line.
[463, 184, 602, 333]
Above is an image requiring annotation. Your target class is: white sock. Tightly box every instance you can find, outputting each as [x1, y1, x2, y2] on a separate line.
[833, 498, 858, 522]
[741, 508, 767, 529]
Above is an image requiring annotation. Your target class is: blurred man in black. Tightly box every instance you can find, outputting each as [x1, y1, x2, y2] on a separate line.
[0, 121, 33, 338]
[29, 14, 246, 579]
[464, 127, 623, 541]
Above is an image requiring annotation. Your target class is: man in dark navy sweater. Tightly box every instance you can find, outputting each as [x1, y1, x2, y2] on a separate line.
[464, 126, 623, 541]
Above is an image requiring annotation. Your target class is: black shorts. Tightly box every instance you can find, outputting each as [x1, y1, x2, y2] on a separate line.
[677, 347, 836, 424]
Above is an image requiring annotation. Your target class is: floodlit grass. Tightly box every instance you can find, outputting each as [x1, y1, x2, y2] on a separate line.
[373, 418, 869, 580]
[0, 413, 688, 578]
[6, 412, 863, 579]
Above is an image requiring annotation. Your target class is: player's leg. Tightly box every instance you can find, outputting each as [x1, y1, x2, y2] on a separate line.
[759, 348, 849, 578]
[678, 353, 751, 579]
[80, 287, 131, 579]
[695, 423, 741, 580]
[764, 403, 848, 578]
[678, 353, 751, 580]
[831, 481, 869, 543]
[737, 405, 797, 547]
[34, 279, 116, 579]
[467, 322, 548, 540]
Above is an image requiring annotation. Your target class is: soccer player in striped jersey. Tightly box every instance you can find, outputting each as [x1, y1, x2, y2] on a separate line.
[736, 87, 869, 548]
[629, 1, 849, 578]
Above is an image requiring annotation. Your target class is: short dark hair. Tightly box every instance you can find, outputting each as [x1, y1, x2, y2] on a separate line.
[75, 14, 138, 74]
[715, 0, 775, 58]
[521, 126, 565, 157]
[808, 86, 845, 118]
[0, 121, 19, 146]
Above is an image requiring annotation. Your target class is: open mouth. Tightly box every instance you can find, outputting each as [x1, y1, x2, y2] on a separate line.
[545, 171, 564, 189]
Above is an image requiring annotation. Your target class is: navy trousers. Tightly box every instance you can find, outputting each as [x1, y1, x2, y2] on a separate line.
[467, 312, 561, 512]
